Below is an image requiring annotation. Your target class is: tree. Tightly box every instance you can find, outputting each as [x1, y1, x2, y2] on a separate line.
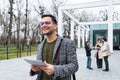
[5, 0, 14, 58]
[22, 0, 28, 50]
[34, 0, 45, 17]
[14, 0, 24, 49]
[51, 0, 67, 18]
[99, 9, 108, 21]
[0, 10, 9, 45]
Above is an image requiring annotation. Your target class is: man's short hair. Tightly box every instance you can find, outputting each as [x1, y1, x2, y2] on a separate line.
[103, 38, 107, 41]
[41, 14, 57, 24]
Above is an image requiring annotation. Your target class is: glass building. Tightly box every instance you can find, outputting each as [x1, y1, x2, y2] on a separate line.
[90, 23, 120, 49]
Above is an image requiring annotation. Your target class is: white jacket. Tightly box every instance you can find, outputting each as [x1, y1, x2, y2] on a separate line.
[101, 42, 111, 56]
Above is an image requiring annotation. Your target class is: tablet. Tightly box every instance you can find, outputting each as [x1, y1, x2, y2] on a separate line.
[24, 59, 46, 66]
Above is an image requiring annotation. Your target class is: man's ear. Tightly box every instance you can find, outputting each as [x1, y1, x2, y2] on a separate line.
[54, 24, 57, 30]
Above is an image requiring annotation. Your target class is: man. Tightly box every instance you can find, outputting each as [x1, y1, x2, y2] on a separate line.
[30, 14, 79, 80]
[101, 38, 111, 72]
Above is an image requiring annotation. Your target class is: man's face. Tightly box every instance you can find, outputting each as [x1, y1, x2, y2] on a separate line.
[40, 17, 57, 35]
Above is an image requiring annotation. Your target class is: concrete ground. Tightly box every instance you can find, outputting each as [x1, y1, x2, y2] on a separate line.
[0, 48, 120, 80]
[76, 48, 120, 80]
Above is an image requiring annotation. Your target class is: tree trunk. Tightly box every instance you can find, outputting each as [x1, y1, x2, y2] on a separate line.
[22, 0, 28, 50]
[7, 0, 14, 59]
[17, 14, 20, 49]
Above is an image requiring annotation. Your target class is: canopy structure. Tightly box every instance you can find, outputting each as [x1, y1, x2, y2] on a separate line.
[58, 0, 120, 52]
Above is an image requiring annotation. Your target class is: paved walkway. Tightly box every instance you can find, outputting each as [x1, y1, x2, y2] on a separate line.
[76, 48, 120, 80]
[0, 48, 120, 80]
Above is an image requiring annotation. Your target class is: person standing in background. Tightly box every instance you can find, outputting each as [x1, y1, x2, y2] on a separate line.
[85, 41, 93, 70]
[101, 38, 111, 72]
[94, 39, 103, 68]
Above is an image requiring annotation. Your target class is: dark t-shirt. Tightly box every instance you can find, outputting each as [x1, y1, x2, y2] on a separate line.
[41, 39, 57, 80]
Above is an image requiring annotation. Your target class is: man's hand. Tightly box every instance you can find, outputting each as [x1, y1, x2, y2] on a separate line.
[31, 65, 42, 72]
[41, 61, 55, 75]
[31, 61, 55, 75]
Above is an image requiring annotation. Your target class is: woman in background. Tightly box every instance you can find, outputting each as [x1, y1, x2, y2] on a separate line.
[94, 39, 103, 68]
[85, 41, 93, 70]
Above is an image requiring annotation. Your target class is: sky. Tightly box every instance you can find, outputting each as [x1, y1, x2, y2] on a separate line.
[65, 0, 101, 4]
[0, 0, 102, 20]
[0, 0, 102, 11]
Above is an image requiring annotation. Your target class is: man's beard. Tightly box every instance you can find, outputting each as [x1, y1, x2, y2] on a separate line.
[42, 30, 54, 35]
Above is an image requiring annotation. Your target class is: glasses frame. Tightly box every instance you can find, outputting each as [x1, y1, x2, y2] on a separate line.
[40, 21, 51, 26]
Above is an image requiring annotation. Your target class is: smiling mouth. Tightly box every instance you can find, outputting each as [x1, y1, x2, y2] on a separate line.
[42, 27, 49, 31]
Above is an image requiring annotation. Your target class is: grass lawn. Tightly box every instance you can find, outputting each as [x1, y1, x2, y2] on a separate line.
[0, 44, 38, 60]
[0, 51, 37, 60]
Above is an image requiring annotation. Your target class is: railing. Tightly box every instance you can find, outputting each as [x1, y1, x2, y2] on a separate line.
[0, 44, 38, 60]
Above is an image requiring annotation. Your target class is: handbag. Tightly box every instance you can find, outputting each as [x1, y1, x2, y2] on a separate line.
[56, 38, 76, 80]
[98, 50, 103, 59]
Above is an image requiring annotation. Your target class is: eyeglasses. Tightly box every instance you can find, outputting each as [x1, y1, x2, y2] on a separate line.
[40, 21, 51, 26]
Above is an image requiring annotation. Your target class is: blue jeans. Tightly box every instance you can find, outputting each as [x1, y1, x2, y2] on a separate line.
[87, 56, 92, 68]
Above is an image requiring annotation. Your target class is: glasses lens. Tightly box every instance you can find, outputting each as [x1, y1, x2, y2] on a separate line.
[40, 21, 51, 26]
[45, 21, 51, 25]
